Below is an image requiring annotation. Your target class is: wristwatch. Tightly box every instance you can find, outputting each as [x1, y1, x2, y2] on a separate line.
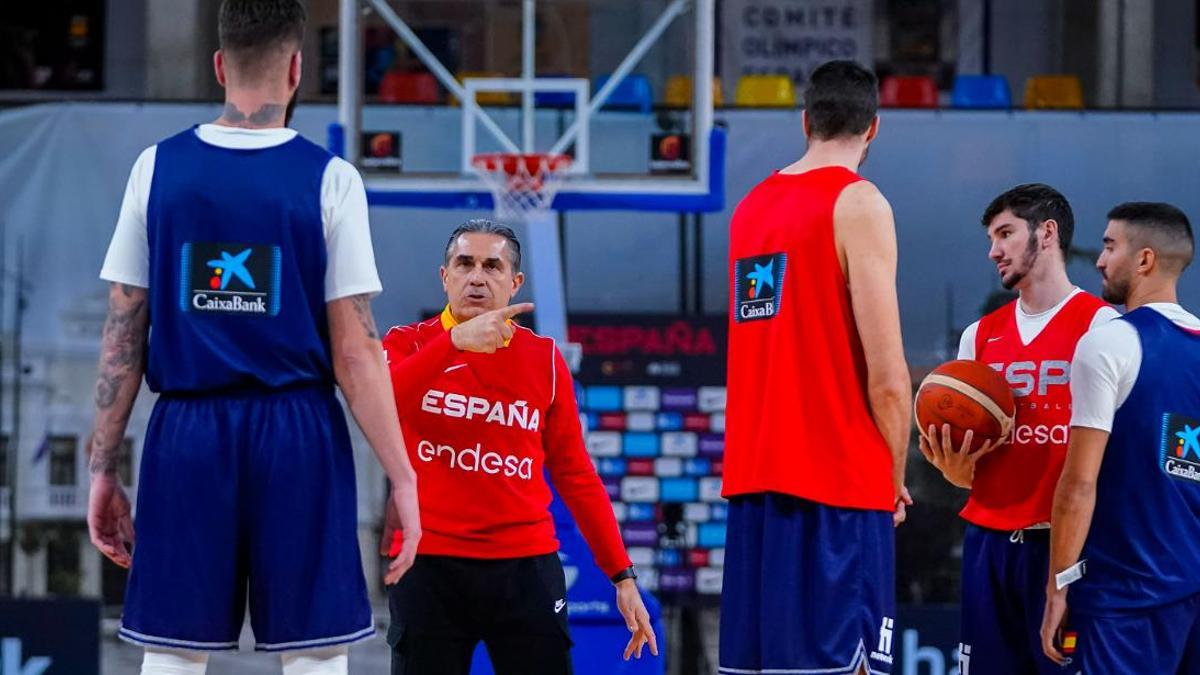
[610, 565, 638, 585]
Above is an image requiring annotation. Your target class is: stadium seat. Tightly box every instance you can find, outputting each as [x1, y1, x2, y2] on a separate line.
[733, 75, 796, 108]
[663, 75, 724, 107]
[377, 71, 439, 104]
[451, 71, 516, 106]
[951, 74, 1012, 109]
[594, 74, 654, 112]
[533, 74, 578, 107]
[1023, 75, 1084, 109]
[879, 75, 938, 108]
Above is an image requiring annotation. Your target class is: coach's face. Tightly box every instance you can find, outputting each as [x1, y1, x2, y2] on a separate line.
[441, 233, 525, 321]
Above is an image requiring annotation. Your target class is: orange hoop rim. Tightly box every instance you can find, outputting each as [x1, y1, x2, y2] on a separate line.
[471, 152, 572, 177]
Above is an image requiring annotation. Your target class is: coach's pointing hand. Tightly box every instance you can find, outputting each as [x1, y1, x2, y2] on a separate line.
[451, 303, 535, 353]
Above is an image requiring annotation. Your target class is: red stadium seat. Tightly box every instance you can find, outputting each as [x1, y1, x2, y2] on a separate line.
[378, 71, 440, 104]
[879, 75, 939, 109]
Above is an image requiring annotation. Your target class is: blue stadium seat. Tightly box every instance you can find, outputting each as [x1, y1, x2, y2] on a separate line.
[951, 74, 1012, 109]
[533, 74, 577, 107]
[594, 74, 654, 112]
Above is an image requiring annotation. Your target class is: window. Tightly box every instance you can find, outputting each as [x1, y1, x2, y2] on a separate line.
[0, 2, 106, 91]
[47, 435, 78, 486]
[45, 525, 81, 596]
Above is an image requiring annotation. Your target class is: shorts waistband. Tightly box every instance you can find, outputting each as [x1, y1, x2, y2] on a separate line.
[158, 380, 334, 401]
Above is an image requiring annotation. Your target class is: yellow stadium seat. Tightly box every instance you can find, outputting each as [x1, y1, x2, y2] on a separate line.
[734, 75, 796, 108]
[1023, 75, 1084, 110]
[663, 75, 724, 107]
[451, 72, 516, 106]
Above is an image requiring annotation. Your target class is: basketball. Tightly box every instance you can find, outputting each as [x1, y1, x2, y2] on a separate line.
[915, 360, 1015, 450]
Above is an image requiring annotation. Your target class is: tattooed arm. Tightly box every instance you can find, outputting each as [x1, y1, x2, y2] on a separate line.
[86, 283, 149, 568]
[328, 294, 421, 583]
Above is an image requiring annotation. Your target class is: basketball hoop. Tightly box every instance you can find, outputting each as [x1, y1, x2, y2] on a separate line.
[471, 153, 572, 222]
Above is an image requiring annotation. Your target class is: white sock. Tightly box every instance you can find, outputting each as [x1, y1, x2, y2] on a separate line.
[280, 646, 349, 675]
[140, 648, 209, 675]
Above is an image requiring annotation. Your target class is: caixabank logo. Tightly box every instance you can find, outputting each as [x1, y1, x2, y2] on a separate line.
[734, 252, 786, 323]
[180, 242, 281, 316]
[1161, 412, 1200, 483]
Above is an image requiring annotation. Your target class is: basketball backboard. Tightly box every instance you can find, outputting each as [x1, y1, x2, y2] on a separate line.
[331, 0, 723, 213]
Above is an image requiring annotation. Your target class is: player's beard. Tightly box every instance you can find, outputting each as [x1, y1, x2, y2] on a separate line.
[1101, 268, 1131, 305]
[1000, 234, 1040, 290]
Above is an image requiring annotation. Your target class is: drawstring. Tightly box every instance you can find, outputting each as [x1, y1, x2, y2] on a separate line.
[1010, 530, 1025, 544]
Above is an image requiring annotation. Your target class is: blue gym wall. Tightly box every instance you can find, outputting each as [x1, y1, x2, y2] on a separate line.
[1, 103, 1199, 367]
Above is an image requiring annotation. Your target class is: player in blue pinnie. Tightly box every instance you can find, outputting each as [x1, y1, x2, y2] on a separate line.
[85, 2, 421, 673]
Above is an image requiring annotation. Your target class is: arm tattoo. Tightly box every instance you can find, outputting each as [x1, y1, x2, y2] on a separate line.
[90, 284, 149, 477]
[221, 102, 286, 127]
[350, 294, 380, 340]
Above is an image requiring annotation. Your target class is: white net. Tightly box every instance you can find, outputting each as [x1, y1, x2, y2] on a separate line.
[471, 153, 572, 222]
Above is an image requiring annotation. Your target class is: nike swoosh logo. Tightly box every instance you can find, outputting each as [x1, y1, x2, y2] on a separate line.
[987, 337, 1003, 342]
[444, 363, 468, 373]
[554, 599, 566, 614]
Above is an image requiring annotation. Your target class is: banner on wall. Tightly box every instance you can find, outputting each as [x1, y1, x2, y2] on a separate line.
[0, 599, 100, 674]
[720, 0, 874, 94]
[567, 314, 727, 387]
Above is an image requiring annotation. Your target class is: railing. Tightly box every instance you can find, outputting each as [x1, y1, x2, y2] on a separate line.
[19, 485, 89, 520]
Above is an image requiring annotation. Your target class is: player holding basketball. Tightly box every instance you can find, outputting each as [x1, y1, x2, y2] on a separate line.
[87, 2, 421, 673]
[720, 60, 912, 675]
[380, 220, 656, 674]
[1042, 203, 1200, 672]
[922, 184, 1116, 674]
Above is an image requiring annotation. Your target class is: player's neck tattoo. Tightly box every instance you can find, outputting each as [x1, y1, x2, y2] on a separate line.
[220, 101, 286, 128]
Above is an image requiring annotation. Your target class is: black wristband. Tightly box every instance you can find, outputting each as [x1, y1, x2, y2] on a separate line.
[610, 565, 637, 585]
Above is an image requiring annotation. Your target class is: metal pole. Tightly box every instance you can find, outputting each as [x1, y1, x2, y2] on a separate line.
[982, 0, 992, 75]
[522, 0, 536, 153]
[678, 213, 688, 314]
[8, 238, 21, 596]
[338, 0, 363, 164]
[692, 0, 715, 189]
[365, 0, 520, 155]
[550, 0, 691, 156]
[0, 227, 10, 596]
[693, 214, 704, 314]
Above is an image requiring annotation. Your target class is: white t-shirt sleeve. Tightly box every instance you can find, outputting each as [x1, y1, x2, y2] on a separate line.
[1069, 319, 1140, 432]
[1090, 305, 1122, 329]
[322, 157, 383, 301]
[99, 146, 156, 287]
[957, 320, 980, 360]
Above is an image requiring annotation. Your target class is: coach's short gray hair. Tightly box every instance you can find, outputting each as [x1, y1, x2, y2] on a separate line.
[443, 219, 523, 272]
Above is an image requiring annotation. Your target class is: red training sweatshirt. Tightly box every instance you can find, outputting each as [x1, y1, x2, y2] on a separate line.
[381, 307, 631, 577]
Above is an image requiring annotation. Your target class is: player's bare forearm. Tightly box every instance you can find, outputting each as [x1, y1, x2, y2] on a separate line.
[328, 294, 416, 485]
[89, 283, 148, 478]
[1048, 427, 1109, 581]
[837, 182, 913, 495]
[869, 375, 913, 491]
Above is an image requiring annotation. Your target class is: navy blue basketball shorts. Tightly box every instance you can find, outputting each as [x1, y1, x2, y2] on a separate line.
[1070, 592, 1200, 674]
[959, 524, 1066, 674]
[118, 384, 373, 653]
[719, 493, 896, 675]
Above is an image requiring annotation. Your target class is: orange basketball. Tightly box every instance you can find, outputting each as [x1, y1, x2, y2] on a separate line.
[915, 360, 1015, 450]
